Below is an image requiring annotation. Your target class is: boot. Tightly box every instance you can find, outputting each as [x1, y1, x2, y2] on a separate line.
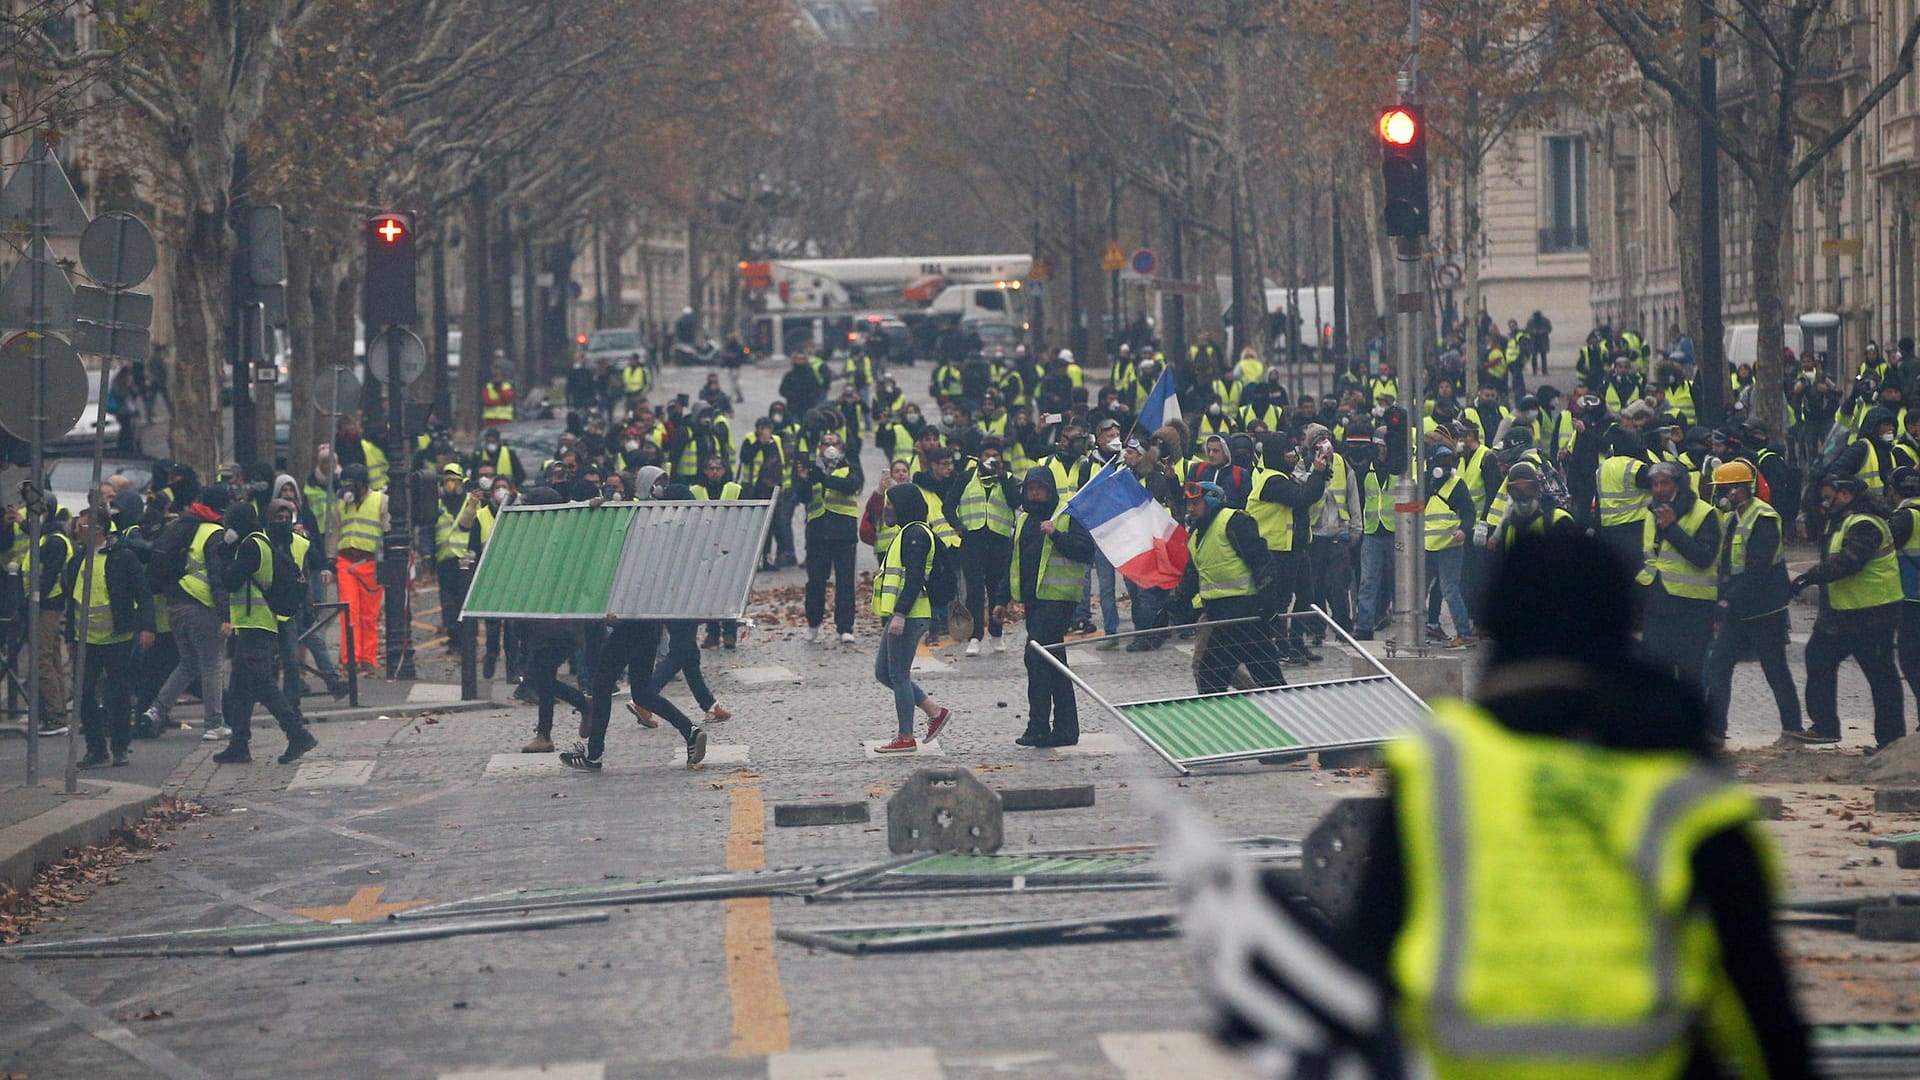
[278, 728, 318, 765]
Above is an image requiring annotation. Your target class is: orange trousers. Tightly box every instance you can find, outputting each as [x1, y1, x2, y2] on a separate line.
[335, 556, 383, 668]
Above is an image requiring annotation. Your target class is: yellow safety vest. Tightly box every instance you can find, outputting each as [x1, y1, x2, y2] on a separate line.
[24, 531, 75, 605]
[1499, 507, 1573, 548]
[806, 465, 860, 521]
[1362, 471, 1397, 534]
[693, 482, 743, 501]
[482, 381, 515, 423]
[433, 502, 493, 562]
[1048, 457, 1086, 502]
[1827, 512, 1903, 611]
[922, 489, 962, 549]
[360, 440, 389, 491]
[280, 532, 314, 625]
[75, 549, 131, 646]
[1387, 699, 1764, 1080]
[1010, 508, 1085, 602]
[1597, 456, 1650, 528]
[872, 521, 935, 619]
[1643, 498, 1718, 600]
[1424, 476, 1465, 552]
[178, 523, 223, 607]
[1856, 443, 1892, 500]
[1308, 454, 1352, 529]
[228, 534, 277, 632]
[1190, 507, 1257, 601]
[621, 365, 650, 396]
[1244, 467, 1296, 552]
[1459, 446, 1490, 513]
[956, 474, 1014, 537]
[1723, 500, 1785, 577]
[338, 493, 384, 555]
[304, 483, 336, 537]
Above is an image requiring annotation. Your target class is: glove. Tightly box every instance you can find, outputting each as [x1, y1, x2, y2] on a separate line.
[1472, 523, 1490, 545]
[1790, 573, 1812, 597]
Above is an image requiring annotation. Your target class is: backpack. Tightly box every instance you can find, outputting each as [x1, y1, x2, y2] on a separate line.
[260, 535, 308, 619]
[146, 518, 198, 594]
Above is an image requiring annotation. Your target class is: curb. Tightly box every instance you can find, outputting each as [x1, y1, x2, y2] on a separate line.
[308, 699, 504, 725]
[0, 778, 161, 895]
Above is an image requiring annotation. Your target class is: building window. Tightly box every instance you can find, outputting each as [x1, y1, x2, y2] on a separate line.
[1539, 135, 1589, 254]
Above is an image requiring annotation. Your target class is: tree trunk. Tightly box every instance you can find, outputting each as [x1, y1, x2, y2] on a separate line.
[287, 223, 317, 482]
[457, 184, 489, 434]
[1749, 175, 1791, 436]
[1460, 154, 1483, 338]
[168, 207, 232, 473]
[604, 215, 628, 326]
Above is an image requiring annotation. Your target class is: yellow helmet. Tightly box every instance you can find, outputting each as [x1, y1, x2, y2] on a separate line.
[1711, 460, 1756, 487]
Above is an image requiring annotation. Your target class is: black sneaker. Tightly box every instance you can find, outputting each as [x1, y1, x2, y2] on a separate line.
[132, 718, 157, 739]
[559, 743, 602, 771]
[278, 730, 318, 765]
[1784, 730, 1842, 745]
[325, 675, 350, 701]
[685, 727, 709, 767]
[1015, 732, 1047, 747]
[111, 749, 130, 767]
[77, 753, 110, 769]
[211, 745, 252, 764]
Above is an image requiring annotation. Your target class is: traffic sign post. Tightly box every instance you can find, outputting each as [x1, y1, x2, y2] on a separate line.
[1101, 243, 1127, 273]
[1130, 249, 1157, 277]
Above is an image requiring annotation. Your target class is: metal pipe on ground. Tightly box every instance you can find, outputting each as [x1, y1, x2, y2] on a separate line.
[227, 910, 608, 956]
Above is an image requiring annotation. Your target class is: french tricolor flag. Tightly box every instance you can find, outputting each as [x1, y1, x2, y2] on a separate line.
[1066, 463, 1189, 590]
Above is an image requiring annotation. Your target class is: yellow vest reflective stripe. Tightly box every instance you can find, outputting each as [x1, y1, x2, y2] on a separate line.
[1244, 468, 1296, 552]
[29, 532, 75, 604]
[1362, 471, 1397, 534]
[1191, 507, 1257, 600]
[1309, 454, 1351, 526]
[77, 550, 130, 645]
[1459, 447, 1489, 511]
[1424, 476, 1464, 551]
[1856, 444, 1890, 495]
[1387, 700, 1761, 1079]
[435, 505, 471, 562]
[1048, 458, 1084, 501]
[482, 382, 515, 422]
[922, 490, 962, 548]
[692, 483, 743, 501]
[957, 475, 1014, 536]
[1828, 512, 1904, 610]
[1597, 456, 1650, 527]
[339, 494, 384, 554]
[1010, 509, 1085, 602]
[1725, 500, 1785, 577]
[304, 483, 336, 536]
[872, 521, 935, 618]
[621, 366, 650, 395]
[179, 523, 222, 607]
[228, 534, 277, 632]
[875, 519, 900, 557]
[806, 466, 860, 521]
[1500, 508, 1573, 548]
[1646, 498, 1718, 600]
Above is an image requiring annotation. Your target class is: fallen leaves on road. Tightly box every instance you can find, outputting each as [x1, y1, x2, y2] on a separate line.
[0, 796, 208, 945]
[135, 1008, 174, 1021]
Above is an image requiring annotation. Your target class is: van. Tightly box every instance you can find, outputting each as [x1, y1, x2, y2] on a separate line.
[1723, 324, 1804, 367]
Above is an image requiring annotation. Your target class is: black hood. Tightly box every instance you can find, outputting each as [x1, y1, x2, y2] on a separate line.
[1020, 466, 1058, 514]
[224, 502, 262, 538]
[886, 482, 929, 525]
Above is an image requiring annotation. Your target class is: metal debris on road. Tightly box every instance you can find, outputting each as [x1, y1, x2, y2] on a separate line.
[227, 910, 609, 956]
[778, 910, 1178, 955]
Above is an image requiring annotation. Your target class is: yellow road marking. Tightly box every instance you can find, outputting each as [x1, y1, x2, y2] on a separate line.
[725, 783, 790, 1057]
[290, 885, 429, 923]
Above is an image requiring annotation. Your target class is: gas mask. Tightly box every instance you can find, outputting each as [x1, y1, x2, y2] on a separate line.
[1510, 496, 1540, 518]
[821, 445, 845, 466]
[1715, 495, 1734, 512]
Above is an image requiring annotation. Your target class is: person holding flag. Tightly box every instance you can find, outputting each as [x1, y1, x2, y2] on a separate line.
[995, 468, 1097, 748]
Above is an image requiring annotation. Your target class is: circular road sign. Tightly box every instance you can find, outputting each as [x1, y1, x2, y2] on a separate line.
[1435, 261, 1464, 289]
[78, 211, 158, 290]
[1130, 249, 1157, 277]
[314, 365, 364, 416]
[366, 328, 428, 386]
[0, 333, 87, 440]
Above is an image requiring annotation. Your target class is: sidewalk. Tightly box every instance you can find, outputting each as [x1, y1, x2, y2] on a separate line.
[0, 676, 502, 893]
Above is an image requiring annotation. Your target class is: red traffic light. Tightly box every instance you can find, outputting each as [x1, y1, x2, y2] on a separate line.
[1379, 108, 1419, 146]
[375, 216, 407, 243]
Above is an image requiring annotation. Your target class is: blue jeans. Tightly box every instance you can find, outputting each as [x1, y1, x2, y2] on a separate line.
[1425, 545, 1470, 636]
[1127, 581, 1168, 631]
[1093, 550, 1120, 634]
[1355, 532, 1396, 630]
[874, 616, 929, 736]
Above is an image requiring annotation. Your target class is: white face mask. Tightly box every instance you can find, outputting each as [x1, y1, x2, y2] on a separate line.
[1105, 439, 1122, 453]
[1431, 466, 1447, 480]
[491, 489, 510, 506]
[224, 528, 239, 544]
[625, 440, 640, 452]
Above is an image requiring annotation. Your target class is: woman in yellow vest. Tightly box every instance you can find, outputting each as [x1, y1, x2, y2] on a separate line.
[870, 484, 954, 754]
[1791, 473, 1907, 747]
[1198, 531, 1806, 1077]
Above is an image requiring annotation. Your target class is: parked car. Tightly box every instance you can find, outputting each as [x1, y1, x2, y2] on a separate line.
[45, 454, 153, 518]
[585, 327, 648, 369]
[54, 369, 122, 449]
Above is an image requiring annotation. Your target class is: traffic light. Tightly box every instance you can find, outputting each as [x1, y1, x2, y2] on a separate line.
[1379, 105, 1429, 238]
[364, 212, 417, 328]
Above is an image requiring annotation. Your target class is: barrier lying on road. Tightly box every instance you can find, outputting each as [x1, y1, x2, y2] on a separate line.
[778, 910, 1178, 955]
[1034, 607, 1431, 774]
[461, 499, 775, 621]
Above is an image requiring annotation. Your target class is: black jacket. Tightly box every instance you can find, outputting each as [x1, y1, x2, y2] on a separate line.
[793, 456, 864, 543]
[1168, 505, 1279, 619]
[61, 536, 155, 641]
[1004, 467, 1096, 605]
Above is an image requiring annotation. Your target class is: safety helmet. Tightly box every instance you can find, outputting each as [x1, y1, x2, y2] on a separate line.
[441, 462, 467, 480]
[1711, 460, 1756, 487]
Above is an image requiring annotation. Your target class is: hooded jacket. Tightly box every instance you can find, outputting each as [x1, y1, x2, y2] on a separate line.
[1006, 467, 1097, 605]
[632, 465, 667, 501]
[884, 484, 934, 617]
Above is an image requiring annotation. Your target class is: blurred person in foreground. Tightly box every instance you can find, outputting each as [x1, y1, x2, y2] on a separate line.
[1190, 531, 1810, 1078]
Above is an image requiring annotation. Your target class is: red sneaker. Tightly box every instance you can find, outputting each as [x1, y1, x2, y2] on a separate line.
[924, 707, 953, 743]
[875, 735, 918, 754]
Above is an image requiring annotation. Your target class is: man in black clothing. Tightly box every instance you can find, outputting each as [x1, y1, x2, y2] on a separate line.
[1703, 460, 1801, 744]
[1640, 460, 1722, 696]
[1223, 532, 1810, 1078]
[1165, 480, 1289, 694]
[63, 508, 153, 768]
[793, 434, 864, 642]
[994, 468, 1097, 747]
[779, 351, 830, 418]
[211, 503, 317, 766]
[1252, 435, 1330, 662]
[564, 618, 708, 772]
[1793, 474, 1906, 747]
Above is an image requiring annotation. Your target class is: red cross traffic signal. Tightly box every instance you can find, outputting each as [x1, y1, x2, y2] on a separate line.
[364, 212, 417, 328]
[1379, 106, 1429, 238]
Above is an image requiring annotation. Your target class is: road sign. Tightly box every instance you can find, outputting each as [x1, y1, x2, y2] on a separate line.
[1434, 261, 1463, 289]
[0, 238, 73, 329]
[1130, 249, 1157, 277]
[78, 212, 158, 289]
[0, 142, 89, 237]
[1101, 243, 1127, 272]
[72, 286, 153, 361]
[367, 328, 428, 385]
[247, 205, 287, 286]
[1149, 277, 1201, 296]
[0, 333, 86, 440]
[315, 365, 364, 416]
[1822, 238, 1864, 258]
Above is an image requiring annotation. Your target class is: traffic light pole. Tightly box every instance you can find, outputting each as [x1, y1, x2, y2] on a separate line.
[381, 323, 414, 681]
[1392, 234, 1428, 644]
